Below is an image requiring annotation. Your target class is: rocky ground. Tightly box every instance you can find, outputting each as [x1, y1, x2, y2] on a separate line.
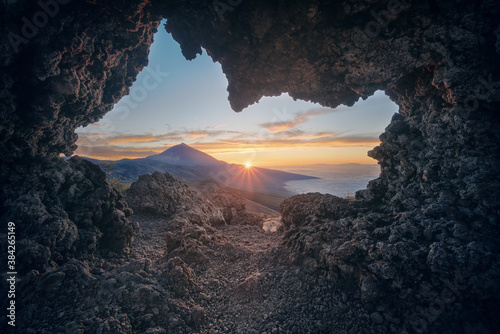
[11, 171, 388, 333]
[10, 172, 363, 333]
[10, 170, 498, 333]
[128, 213, 377, 334]
[122, 172, 377, 333]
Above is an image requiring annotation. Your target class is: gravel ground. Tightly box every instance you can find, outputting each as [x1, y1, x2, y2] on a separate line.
[128, 214, 378, 334]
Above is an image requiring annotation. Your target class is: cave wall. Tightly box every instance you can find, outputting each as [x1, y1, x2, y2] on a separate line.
[1, 0, 160, 160]
[1, 0, 499, 332]
[1, 0, 161, 268]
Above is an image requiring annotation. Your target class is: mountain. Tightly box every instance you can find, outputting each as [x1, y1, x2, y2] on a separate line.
[145, 143, 223, 166]
[80, 144, 319, 202]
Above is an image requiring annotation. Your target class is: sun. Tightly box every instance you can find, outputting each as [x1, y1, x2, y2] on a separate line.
[244, 161, 252, 169]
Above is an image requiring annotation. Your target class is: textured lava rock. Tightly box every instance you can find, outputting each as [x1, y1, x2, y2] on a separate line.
[125, 172, 226, 266]
[0, 0, 160, 160]
[202, 187, 247, 224]
[15, 257, 200, 334]
[125, 171, 225, 226]
[157, 256, 201, 298]
[280, 193, 357, 230]
[1, 156, 135, 274]
[0, 0, 159, 279]
[1, 0, 500, 333]
[280, 192, 500, 333]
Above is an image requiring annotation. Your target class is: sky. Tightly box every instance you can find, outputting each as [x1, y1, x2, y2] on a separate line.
[75, 20, 398, 167]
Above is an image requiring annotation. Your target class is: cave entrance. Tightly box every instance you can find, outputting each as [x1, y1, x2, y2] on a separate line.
[75, 20, 398, 199]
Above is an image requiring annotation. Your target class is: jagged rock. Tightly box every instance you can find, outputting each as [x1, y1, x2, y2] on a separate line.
[1, 156, 135, 274]
[0, 1, 160, 161]
[158, 256, 200, 297]
[1, 0, 499, 332]
[15, 258, 197, 334]
[189, 305, 205, 328]
[280, 192, 500, 332]
[126, 172, 230, 265]
[280, 193, 357, 230]
[203, 187, 246, 224]
[238, 272, 264, 293]
[263, 218, 283, 232]
[126, 172, 225, 226]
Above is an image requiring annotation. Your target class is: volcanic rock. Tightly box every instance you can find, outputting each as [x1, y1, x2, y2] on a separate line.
[1, 0, 499, 332]
[125, 171, 225, 226]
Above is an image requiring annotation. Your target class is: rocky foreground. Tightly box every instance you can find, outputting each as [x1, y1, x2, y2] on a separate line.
[1, 0, 499, 333]
[8, 169, 496, 333]
[4, 169, 497, 333]
[10, 172, 384, 333]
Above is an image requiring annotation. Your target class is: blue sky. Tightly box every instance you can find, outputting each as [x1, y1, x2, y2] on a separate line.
[75, 20, 398, 166]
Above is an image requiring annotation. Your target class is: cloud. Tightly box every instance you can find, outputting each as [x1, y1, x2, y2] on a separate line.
[77, 132, 110, 137]
[90, 129, 241, 145]
[107, 134, 168, 144]
[74, 132, 380, 161]
[260, 108, 334, 133]
[211, 123, 228, 129]
[74, 143, 172, 160]
[185, 135, 380, 154]
[75, 119, 380, 161]
[283, 131, 337, 140]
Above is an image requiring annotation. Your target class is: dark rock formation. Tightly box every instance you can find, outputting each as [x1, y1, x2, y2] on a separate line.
[281, 192, 500, 332]
[0, 0, 160, 161]
[125, 172, 225, 226]
[125, 172, 264, 264]
[16, 256, 203, 333]
[201, 185, 247, 224]
[125, 172, 227, 268]
[1, 156, 134, 274]
[1, 0, 499, 333]
[280, 193, 357, 230]
[1, 0, 159, 273]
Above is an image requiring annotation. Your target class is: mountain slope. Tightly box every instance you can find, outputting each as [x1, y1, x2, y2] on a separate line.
[90, 157, 216, 184]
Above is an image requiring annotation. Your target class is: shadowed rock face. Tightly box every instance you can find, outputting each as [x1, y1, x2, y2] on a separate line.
[1, 0, 499, 332]
[1, 0, 160, 161]
[1, 0, 159, 263]
[125, 171, 226, 226]
[1, 156, 135, 274]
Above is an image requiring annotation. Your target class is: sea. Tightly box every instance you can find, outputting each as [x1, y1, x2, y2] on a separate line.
[277, 164, 381, 197]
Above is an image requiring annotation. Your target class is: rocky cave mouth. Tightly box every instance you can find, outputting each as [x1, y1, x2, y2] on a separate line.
[1, 0, 499, 333]
[73, 21, 398, 175]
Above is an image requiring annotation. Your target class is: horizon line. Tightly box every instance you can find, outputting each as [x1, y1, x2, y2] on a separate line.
[65, 154, 378, 167]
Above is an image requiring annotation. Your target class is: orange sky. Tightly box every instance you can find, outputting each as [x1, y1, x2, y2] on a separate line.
[74, 135, 381, 166]
[211, 146, 380, 166]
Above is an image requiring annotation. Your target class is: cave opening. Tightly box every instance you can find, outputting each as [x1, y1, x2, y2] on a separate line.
[74, 20, 398, 198]
[2, 1, 499, 332]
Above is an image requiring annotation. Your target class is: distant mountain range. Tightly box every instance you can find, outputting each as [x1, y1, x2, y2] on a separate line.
[81, 143, 318, 196]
